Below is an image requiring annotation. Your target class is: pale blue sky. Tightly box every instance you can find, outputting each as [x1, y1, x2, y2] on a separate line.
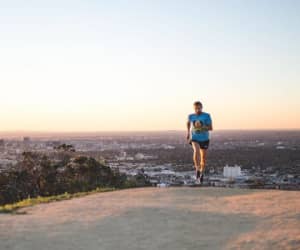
[0, 0, 299, 131]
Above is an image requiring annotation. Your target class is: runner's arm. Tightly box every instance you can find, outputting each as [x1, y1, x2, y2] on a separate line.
[186, 120, 191, 141]
[206, 124, 213, 131]
[206, 115, 213, 131]
[203, 116, 213, 131]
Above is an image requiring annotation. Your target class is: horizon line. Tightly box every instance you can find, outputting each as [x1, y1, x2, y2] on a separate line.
[0, 128, 299, 135]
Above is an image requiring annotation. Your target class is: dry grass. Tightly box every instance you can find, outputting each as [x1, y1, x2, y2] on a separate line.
[0, 187, 115, 213]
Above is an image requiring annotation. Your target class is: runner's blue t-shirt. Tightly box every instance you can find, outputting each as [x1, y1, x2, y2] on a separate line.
[188, 112, 212, 142]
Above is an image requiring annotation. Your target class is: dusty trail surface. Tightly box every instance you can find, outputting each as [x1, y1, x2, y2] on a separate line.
[1, 187, 299, 250]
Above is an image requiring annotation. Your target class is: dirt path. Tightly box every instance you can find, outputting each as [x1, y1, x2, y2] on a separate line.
[0, 187, 299, 250]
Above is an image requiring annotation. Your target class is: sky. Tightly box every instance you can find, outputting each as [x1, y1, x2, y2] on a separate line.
[0, 0, 299, 132]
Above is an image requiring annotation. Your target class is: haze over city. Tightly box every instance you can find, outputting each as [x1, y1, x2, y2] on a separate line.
[1, 2, 300, 250]
[0, 0, 299, 132]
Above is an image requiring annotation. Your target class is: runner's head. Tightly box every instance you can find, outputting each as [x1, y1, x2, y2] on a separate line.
[193, 101, 203, 114]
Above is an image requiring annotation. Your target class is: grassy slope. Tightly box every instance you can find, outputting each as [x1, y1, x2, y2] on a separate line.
[0, 187, 116, 213]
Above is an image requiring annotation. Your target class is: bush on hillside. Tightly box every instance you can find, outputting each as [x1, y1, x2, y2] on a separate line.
[0, 151, 150, 206]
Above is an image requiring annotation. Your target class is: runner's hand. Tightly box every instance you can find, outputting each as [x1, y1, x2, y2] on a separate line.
[186, 134, 190, 142]
[201, 126, 209, 132]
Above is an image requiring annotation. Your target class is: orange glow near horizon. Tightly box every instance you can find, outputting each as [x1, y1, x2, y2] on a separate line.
[0, 1, 299, 131]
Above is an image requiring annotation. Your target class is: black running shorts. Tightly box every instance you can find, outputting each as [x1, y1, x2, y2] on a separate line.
[190, 140, 210, 150]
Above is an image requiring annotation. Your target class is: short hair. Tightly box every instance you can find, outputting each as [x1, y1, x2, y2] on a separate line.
[193, 101, 203, 107]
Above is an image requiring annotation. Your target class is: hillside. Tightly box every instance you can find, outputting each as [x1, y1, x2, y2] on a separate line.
[0, 151, 149, 206]
[0, 187, 299, 250]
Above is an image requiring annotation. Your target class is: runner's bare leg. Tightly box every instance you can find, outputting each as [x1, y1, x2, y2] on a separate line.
[192, 142, 201, 172]
[200, 148, 207, 173]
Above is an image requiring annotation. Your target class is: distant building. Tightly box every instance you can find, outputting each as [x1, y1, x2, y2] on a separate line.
[23, 137, 31, 143]
[223, 165, 241, 178]
[23, 137, 31, 150]
[0, 139, 4, 149]
[135, 153, 145, 160]
[157, 183, 169, 188]
[120, 151, 127, 158]
[161, 144, 175, 150]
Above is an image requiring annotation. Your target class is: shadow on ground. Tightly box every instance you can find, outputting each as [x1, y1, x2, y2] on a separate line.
[0, 187, 299, 250]
[2, 207, 256, 250]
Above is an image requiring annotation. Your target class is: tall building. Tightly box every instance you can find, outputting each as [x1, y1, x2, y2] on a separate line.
[23, 137, 31, 150]
[23, 137, 31, 143]
[0, 139, 4, 151]
[223, 165, 242, 179]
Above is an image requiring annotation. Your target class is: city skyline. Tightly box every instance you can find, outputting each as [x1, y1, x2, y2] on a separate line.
[1, 0, 300, 132]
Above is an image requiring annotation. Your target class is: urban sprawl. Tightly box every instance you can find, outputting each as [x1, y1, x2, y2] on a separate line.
[0, 130, 299, 190]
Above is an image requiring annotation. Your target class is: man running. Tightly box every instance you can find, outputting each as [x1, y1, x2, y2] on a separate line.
[187, 101, 213, 184]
